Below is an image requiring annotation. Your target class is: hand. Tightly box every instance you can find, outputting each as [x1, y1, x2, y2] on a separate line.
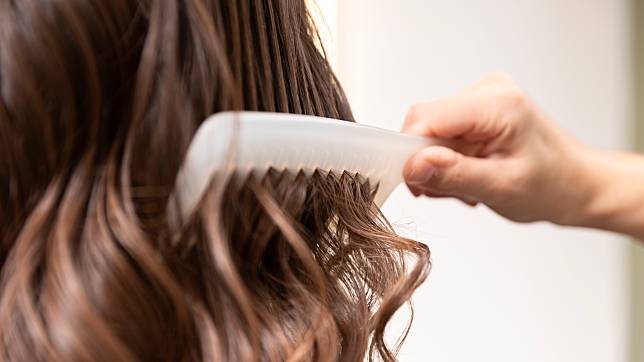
[402, 73, 596, 225]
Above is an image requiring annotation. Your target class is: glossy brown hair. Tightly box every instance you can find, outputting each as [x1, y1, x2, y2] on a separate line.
[0, 1, 430, 361]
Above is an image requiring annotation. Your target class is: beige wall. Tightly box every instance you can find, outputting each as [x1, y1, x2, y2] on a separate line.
[332, 1, 634, 361]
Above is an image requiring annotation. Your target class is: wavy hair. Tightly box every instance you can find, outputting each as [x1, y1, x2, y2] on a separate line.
[0, 1, 430, 361]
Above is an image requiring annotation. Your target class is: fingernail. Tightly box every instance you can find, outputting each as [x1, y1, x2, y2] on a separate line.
[407, 162, 437, 186]
[406, 147, 457, 186]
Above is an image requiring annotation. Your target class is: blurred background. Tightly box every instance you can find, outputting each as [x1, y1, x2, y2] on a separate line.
[311, 1, 644, 361]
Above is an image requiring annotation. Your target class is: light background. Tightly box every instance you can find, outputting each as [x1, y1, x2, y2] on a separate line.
[314, 1, 639, 361]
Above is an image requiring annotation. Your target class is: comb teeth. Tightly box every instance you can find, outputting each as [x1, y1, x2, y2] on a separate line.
[171, 111, 436, 222]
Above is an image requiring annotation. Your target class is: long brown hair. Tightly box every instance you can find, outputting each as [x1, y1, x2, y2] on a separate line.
[0, 1, 430, 361]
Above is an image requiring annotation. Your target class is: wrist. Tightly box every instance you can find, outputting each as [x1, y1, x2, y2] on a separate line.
[553, 143, 609, 228]
[568, 147, 644, 239]
[569, 147, 611, 227]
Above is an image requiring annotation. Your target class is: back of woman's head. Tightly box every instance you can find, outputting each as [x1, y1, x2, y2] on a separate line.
[0, 1, 430, 361]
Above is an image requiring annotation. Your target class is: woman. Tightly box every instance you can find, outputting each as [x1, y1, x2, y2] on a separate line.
[0, 1, 429, 361]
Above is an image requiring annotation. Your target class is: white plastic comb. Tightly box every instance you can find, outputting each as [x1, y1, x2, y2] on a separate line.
[172, 111, 436, 221]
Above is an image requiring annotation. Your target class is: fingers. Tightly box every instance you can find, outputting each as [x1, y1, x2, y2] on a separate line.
[401, 74, 536, 208]
[403, 146, 500, 201]
[402, 73, 525, 143]
[402, 96, 488, 139]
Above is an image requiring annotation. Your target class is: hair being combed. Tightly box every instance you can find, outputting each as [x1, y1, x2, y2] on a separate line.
[0, 1, 430, 361]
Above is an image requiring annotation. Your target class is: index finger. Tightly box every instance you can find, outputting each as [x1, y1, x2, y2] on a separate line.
[402, 94, 501, 143]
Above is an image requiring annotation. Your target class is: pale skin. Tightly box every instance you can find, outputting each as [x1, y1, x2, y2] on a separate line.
[402, 73, 644, 241]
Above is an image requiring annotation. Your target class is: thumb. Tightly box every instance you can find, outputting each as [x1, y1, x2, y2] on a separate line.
[403, 146, 498, 200]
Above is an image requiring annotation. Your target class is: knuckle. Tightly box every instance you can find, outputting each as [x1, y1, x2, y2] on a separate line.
[404, 102, 431, 131]
[484, 71, 514, 85]
[499, 85, 527, 111]
[405, 103, 425, 122]
[506, 86, 526, 103]
[440, 155, 467, 187]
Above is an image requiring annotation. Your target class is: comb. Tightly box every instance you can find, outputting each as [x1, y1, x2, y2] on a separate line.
[172, 111, 436, 221]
